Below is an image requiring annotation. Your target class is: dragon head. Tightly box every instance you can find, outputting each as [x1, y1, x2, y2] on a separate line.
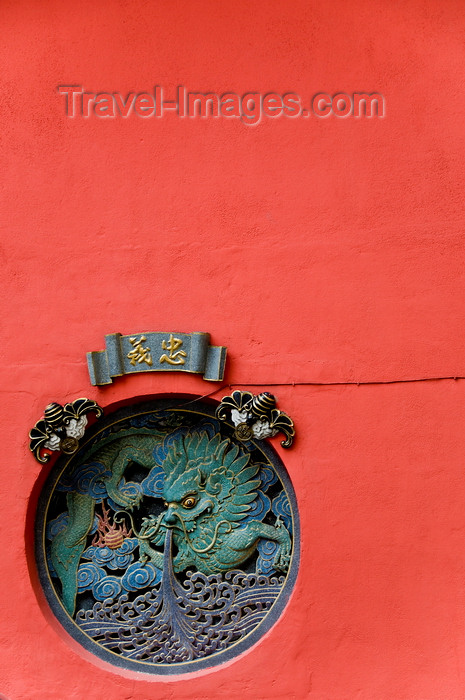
[159, 432, 261, 542]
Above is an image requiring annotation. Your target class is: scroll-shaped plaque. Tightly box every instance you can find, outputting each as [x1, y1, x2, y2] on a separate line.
[87, 331, 227, 385]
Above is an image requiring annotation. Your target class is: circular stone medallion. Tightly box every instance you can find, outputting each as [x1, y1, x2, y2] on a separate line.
[35, 397, 300, 674]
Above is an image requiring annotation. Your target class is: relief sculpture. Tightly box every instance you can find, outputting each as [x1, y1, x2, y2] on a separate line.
[36, 398, 299, 673]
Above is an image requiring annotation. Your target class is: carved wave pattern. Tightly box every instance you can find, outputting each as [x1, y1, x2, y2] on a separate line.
[76, 534, 284, 665]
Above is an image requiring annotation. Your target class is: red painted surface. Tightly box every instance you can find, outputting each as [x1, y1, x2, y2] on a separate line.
[1, 0, 465, 698]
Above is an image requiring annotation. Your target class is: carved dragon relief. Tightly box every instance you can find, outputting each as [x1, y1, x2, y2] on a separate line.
[34, 396, 298, 670]
[135, 432, 292, 575]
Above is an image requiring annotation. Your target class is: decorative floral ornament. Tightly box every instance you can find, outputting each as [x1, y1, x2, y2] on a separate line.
[29, 398, 103, 463]
[216, 391, 295, 447]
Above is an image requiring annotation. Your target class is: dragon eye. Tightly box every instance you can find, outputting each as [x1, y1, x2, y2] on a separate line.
[181, 495, 196, 509]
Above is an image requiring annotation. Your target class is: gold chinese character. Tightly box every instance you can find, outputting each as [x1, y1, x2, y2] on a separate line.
[160, 334, 187, 366]
[127, 335, 153, 366]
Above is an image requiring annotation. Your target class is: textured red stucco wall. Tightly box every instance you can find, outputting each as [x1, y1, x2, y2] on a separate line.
[2, 1, 465, 698]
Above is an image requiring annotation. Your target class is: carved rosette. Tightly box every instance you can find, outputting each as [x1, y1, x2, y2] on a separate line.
[216, 390, 295, 447]
[29, 398, 103, 463]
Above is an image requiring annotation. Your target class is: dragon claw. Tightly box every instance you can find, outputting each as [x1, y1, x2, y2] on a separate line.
[273, 550, 290, 572]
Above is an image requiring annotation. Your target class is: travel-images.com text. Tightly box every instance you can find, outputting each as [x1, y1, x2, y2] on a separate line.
[58, 86, 385, 124]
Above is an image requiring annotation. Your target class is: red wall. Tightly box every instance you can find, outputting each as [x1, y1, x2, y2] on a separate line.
[2, 1, 465, 698]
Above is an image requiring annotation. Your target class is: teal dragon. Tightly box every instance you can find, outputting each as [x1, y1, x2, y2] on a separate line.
[51, 427, 292, 616]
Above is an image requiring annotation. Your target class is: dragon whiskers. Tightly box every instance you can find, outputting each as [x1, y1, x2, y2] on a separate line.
[172, 512, 232, 554]
[114, 509, 232, 554]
